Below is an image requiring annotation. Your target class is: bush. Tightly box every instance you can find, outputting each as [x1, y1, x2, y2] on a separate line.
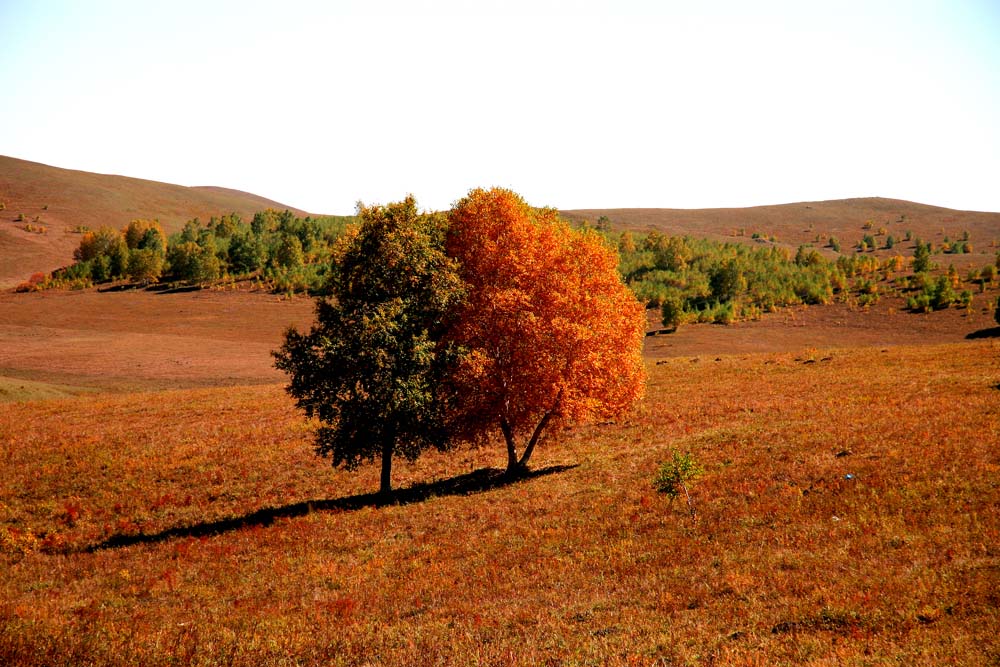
[654, 451, 703, 516]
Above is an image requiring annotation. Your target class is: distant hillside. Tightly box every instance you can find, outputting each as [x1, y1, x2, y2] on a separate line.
[563, 198, 1000, 268]
[0, 156, 308, 288]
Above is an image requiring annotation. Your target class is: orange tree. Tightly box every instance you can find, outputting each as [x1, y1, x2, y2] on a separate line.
[444, 188, 646, 475]
[274, 197, 464, 496]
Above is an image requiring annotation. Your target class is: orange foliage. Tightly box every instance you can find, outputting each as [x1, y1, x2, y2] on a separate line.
[445, 188, 646, 472]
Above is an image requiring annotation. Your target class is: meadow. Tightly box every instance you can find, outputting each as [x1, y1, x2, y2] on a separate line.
[2, 335, 998, 665]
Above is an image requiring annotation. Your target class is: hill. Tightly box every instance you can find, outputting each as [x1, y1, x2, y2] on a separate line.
[563, 197, 1000, 268]
[0, 155, 308, 288]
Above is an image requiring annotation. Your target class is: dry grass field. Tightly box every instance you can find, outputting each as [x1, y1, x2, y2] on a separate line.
[1, 284, 999, 665]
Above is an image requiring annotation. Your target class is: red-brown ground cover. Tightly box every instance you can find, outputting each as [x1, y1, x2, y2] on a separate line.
[1, 336, 998, 665]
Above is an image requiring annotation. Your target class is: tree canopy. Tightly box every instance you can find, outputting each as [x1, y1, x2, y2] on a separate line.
[273, 196, 464, 495]
[443, 188, 646, 475]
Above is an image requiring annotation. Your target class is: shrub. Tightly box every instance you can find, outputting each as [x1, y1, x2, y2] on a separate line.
[654, 451, 703, 516]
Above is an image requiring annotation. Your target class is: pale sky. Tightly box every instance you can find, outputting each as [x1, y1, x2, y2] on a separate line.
[2, 0, 998, 214]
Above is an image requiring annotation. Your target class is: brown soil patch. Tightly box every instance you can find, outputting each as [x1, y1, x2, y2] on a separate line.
[643, 293, 1000, 358]
[2, 286, 997, 398]
[0, 287, 314, 392]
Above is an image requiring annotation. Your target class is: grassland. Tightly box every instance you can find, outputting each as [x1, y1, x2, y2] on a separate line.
[2, 338, 998, 665]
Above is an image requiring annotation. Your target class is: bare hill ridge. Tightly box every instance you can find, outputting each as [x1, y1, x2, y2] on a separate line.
[563, 198, 1000, 267]
[0, 155, 308, 287]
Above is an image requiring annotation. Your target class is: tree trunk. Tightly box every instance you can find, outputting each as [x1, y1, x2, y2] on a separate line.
[500, 418, 521, 476]
[379, 439, 394, 498]
[517, 408, 554, 470]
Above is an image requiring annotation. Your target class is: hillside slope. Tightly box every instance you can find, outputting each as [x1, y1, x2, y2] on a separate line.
[563, 198, 1000, 268]
[0, 156, 308, 287]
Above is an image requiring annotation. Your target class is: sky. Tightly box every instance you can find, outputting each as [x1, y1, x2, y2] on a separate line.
[1, 0, 999, 214]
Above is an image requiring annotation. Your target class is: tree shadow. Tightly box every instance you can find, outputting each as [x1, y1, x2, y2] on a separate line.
[966, 327, 1000, 339]
[81, 464, 577, 553]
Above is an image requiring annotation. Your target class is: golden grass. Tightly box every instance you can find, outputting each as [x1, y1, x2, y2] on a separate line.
[1, 342, 999, 665]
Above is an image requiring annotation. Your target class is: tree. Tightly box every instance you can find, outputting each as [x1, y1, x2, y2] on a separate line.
[123, 219, 166, 254]
[126, 248, 164, 283]
[227, 230, 267, 274]
[913, 240, 932, 273]
[167, 241, 221, 284]
[273, 234, 304, 269]
[274, 197, 464, 496]
[444, 188, 646, 476]
[74, 226, 126, 262]
[661, 293, 684, 331]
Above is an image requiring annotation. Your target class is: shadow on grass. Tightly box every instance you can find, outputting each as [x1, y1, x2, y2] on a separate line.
[82, 464, 577, 553]
[966, 327, 1000, 339]
[148, 284, 202, 294]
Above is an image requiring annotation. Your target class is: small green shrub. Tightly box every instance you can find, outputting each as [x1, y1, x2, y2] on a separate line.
[654, 451, 703, 516]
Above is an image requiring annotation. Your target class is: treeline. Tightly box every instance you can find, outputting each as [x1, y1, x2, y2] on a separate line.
[44, 210, 355, 292]
[587, 226, 1000, 324]
[612, 232, 852, 326]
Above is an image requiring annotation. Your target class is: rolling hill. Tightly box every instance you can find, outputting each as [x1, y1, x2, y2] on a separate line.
[0, 155, 309, 288]
[562, 198, 1000, 268]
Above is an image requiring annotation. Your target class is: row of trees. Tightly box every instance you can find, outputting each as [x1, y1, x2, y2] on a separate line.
[614, 233, 843, 327]
[55, 210, 355, 290]
[274, 189, 647, 495]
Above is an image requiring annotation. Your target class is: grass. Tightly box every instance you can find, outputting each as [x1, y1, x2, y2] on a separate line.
[1, 342, 999, 665]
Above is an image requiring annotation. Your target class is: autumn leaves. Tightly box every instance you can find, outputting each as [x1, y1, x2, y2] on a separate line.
[275, 188, 646, 494]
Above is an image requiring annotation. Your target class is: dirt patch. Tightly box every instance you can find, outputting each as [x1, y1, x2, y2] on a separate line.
[643, 293, 998, 358]
[0, 287, 315, 392]
[2, 285, 996, 394]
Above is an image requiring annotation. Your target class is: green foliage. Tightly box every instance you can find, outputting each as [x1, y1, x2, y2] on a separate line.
[660, 294, 684, 330]
[654, 451, 703, 515]
[912, 240, 933, 273]
[167, 242, 221, 284]
[621, 233, 841, 322]
[273, 234, 304, 269]
[126, 248, 164, 283]
[227, 230, 267, 275]
[273, 196, 465, 495]
[907, 274, 957, 312]
[828, 237, 841, 253]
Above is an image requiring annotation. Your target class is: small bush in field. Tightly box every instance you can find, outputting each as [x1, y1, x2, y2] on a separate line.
[654, 451, 703, 515]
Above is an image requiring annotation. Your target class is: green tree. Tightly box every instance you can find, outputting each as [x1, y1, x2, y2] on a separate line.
[661, 293, 685, 331]
[273, 196, 465, 496]
[274, 234, 304, 269]
[167, 241, 221, 283]
[913, 240, 932, 273]
[227, 230, 267, 274]
[126, 248, 164, 283]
